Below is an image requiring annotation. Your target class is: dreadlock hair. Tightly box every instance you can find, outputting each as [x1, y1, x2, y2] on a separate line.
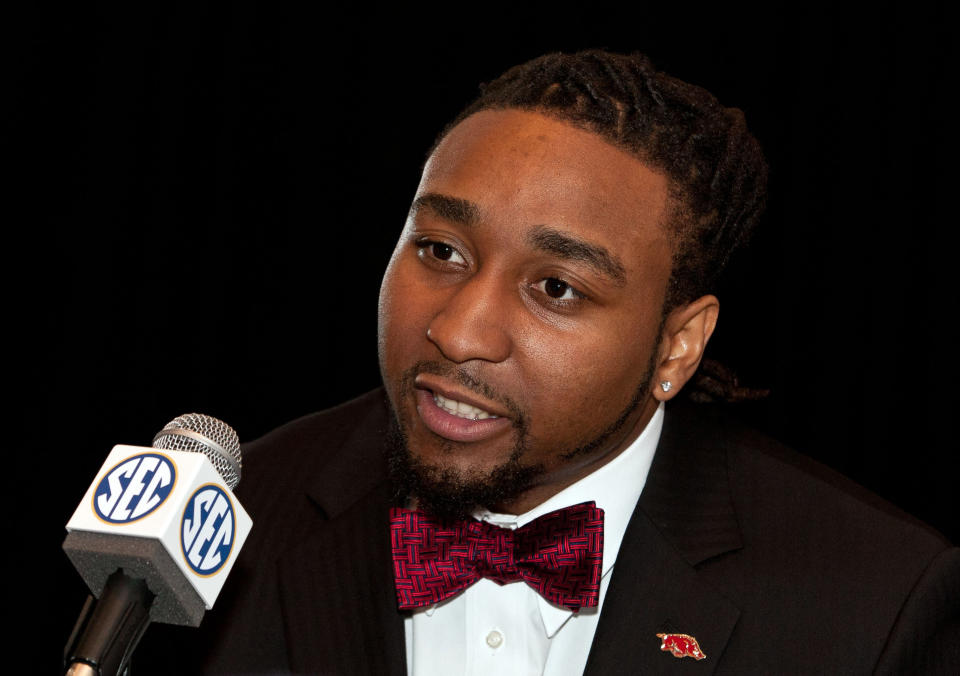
[437, 50, 769, 314]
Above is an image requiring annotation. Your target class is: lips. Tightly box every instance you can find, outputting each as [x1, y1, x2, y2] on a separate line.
[413, 374, 513, 443]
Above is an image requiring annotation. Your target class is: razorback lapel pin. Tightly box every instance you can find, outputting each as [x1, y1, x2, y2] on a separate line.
[656, 633, 707, 660]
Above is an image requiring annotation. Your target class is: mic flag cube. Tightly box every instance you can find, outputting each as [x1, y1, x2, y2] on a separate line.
[63, 444, 253, 627]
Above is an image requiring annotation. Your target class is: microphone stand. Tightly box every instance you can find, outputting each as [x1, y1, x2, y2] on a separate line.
[64, 569, 154, 676]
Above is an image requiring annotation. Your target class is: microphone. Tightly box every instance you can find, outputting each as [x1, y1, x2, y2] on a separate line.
[62, 414, 253, 676]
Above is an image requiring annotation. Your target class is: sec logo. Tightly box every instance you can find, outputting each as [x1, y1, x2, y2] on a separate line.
[94, 453, 176, 523]
[181, 484, 235, 576]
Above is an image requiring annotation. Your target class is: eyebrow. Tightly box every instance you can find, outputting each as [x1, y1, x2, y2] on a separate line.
[410, 194, 627, 285]
[410, 193, 480, 227]
[529, 226, 627, 286]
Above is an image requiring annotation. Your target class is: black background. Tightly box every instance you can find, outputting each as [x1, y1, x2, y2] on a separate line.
[6, 1, 955, 669]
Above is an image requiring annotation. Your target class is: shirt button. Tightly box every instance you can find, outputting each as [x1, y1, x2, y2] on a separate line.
[485, 630, 504, 649]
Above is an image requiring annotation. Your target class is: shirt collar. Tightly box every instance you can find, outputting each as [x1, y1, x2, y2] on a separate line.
[476, 403, 665, 636]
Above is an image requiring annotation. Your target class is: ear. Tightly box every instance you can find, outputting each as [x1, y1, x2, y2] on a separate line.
[652, 295, 719, 402]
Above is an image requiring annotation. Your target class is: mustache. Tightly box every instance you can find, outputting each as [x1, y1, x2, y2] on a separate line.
[400, 360, 528, 431]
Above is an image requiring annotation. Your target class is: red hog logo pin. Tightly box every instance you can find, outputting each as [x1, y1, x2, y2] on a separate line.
[656, 633, 706, 660]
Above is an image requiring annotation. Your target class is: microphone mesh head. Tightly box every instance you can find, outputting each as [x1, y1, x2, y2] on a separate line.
[152, 413, 242, 489]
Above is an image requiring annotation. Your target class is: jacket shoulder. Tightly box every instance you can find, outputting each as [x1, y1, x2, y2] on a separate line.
[713, 410, 951, 556]
[230, 388, 391, 561]
[243, 388, 389, 469]
[666, 404, 958, 672]
[237, 388, 389, 501]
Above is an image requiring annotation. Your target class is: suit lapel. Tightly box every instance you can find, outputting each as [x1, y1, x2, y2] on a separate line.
[585, 403, 743, 674]
[276, 479, 407, 675]
[275, 392, 407, 675]
[584, 507, 740, 675]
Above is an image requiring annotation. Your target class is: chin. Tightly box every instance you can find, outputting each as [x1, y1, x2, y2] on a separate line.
[410, 433, 517, 473]
[386, 414, 545, 521]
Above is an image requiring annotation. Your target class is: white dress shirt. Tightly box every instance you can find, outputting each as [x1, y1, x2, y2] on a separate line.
[404, 404, 664, 676]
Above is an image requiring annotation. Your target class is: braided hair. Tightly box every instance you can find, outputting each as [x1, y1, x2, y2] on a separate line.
[439, 50, 769, 313]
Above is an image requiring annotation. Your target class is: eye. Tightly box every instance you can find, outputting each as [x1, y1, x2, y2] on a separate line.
[533, 277, 584, 301]
[416, 239, 467, 266]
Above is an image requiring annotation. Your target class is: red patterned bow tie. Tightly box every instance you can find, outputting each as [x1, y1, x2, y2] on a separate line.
[390, 501, 604, 612]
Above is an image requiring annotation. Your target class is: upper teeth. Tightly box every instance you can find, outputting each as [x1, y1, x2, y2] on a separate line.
[433, 392, 497, 420]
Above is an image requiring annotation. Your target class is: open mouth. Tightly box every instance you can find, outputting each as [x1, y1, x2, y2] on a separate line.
[412, 374, 513, 443]
[431, 391, 499, 420]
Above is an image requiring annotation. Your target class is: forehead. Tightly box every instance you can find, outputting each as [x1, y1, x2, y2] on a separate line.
[418, 109, 672, 261]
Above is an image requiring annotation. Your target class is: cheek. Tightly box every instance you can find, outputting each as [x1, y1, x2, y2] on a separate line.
[378, 258, 420, 366]
[513, 315, 657, 436]
[378, 254, 446, 381]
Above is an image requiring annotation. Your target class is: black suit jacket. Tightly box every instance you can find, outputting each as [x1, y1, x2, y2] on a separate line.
[141, 389, 959, 674]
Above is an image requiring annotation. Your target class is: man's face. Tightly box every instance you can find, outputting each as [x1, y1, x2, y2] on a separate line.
[378, 109, 674, 515]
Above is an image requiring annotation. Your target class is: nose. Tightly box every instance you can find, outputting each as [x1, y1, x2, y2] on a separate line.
[426, 270, 512, 364]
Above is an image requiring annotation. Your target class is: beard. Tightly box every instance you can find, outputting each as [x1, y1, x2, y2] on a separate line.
[387, 356, 656, 521]
[387, 418, 543, 522]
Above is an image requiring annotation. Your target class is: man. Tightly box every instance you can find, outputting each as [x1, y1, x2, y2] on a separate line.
[152, 50, 958, 674]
